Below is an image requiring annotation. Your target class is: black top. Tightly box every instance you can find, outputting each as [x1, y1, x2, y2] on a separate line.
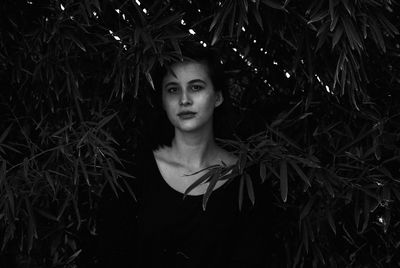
[89, 148, 276, 267]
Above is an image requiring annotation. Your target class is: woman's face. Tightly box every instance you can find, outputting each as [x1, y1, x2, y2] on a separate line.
[161, 61, 223, 133]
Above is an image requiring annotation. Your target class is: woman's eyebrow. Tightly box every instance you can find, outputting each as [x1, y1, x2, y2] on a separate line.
[188, 79, 206, 84]
[164, 81, 179, 88]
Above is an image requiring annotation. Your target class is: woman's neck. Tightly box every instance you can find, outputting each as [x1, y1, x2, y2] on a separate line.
[171, 129, 219, 169]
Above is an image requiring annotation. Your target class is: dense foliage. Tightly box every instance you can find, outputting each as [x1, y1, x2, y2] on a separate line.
[1, 0, 399, 267]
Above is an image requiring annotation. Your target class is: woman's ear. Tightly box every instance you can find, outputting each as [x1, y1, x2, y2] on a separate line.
[215, 91, 224, 107]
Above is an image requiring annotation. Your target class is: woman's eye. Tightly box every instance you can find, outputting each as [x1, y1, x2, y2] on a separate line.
[191, 85, 203, 91]
[167, 87, 178, 93]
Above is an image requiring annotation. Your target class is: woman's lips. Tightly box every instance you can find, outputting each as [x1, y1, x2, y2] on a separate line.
[177, 112, 196, 119]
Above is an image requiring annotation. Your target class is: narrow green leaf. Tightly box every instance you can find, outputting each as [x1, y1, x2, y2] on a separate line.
[202, 170, 221, 210]
[266, 164, 280, 180]
[69, 34, 86, 52]
[45, 171, 56, 196]
[327, 209, 336, 234]
[288, 160, 311, 187]
[35, 208, 58, 222]
[184, 170, 213, 198]
[0, 160, 5, 186]
[302, 221, 309, 253]
[382, 185, 391, 203]
[57, 197, 70, 220]
[332, 26, 343, 48]
[259, 162, 267, 182]
[145, 71, 155, 90]
[313, 243, 326, 265]
[384, 207, 391, 233]
[0, 124, 12, 144]
[78, 157, 90, 186]
[280, 160, 288, 202]
[66, 249, 82, 264]
[121, 178, 137, 202]
[134, 66, 140, 98]
[71, 194, 81, 230]
[354, 191, 361, 229]
[361, 194, 370, 233]
[329, 0, 336, 21]
[209, 10, 222, 31]
[97, 112, 118, 130]
[228, 2, 237, 36]
[271, 100, 303, 128]
[244, 172, 255, 205]
[377, 13, 399, 35]
[300, 195, 315, 220]
[251, 4, 263, 30]
[261, 0, 285, 10]
[341, 0, 352, 15]
[238, 172, 244, 211]
[392, 188, 400, 201]
[23, 157, 28, 178]
[238, 147, 248, 174]
[308, 10, 328, 24]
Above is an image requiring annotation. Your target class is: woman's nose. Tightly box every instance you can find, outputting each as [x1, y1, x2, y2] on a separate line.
[179, 91, 192, 106]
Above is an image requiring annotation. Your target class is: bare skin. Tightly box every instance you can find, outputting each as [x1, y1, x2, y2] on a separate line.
[154, 61, 237, 196]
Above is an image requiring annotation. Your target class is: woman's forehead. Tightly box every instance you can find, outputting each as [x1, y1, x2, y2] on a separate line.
[162, 61, 210, 83]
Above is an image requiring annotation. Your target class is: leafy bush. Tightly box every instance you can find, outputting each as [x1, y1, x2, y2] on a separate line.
[0, 0, 399, 267]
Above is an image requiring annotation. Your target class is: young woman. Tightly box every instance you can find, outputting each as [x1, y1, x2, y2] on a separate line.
[92, 44, 273, 267]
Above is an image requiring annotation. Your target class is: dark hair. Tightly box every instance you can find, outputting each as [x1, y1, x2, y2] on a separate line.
[144, 42, 235, 150]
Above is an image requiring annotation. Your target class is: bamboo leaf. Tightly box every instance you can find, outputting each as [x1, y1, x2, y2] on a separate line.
[35, 208, 58, 222]
[145, 71, 155, 90]
[96, 112, 118, 130]
[354, 191, 361, 229]
[45, 171, 56, 196]
[266, 164, 280, 180]
[377, 12, 399, 36]
[121, 178, 137, 202]
[71, 193, 81, 230]
[329, 0, 336, 22]
[0, 124, 12, 144]
[66, 249, 82, 264]
[57, 197, 70, 220]
[261, 0, 285, 10]
[384, 207, 391, 233]
[211, 14, 227, 45]
[23, 157, 28, 178]
[238, 172, 244, 210]
[332, 26, 344, 49]
[271, 100, 303, 127]
[244, 172, 255, 205]
[259, 162, 267, 182]
[280, 160, 288, 202]
[308, 10, 328, 24]
[202, 170, 221, 210]
[238, 146, 248, 174]
[288, 160, 311, 187]
[313, 243, 326, 265]
[251, 3, 263, 30]
[134, 65, 140, 98]
[302, 220, 309, 253]
[184, 170, 214, 198]
[300, 195, 315, 220]
[341, 0, 352, 15]
[78, 157, 90, 186]
[0, 160, 5, 186]
[392, 187, 400, 201]
[327, 209, 336, 234]
[361, 194, 370, 233]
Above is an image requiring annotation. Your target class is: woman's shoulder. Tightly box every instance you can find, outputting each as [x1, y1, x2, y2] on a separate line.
[152, 146, 176, 166]
[216, 147, 238, 167]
